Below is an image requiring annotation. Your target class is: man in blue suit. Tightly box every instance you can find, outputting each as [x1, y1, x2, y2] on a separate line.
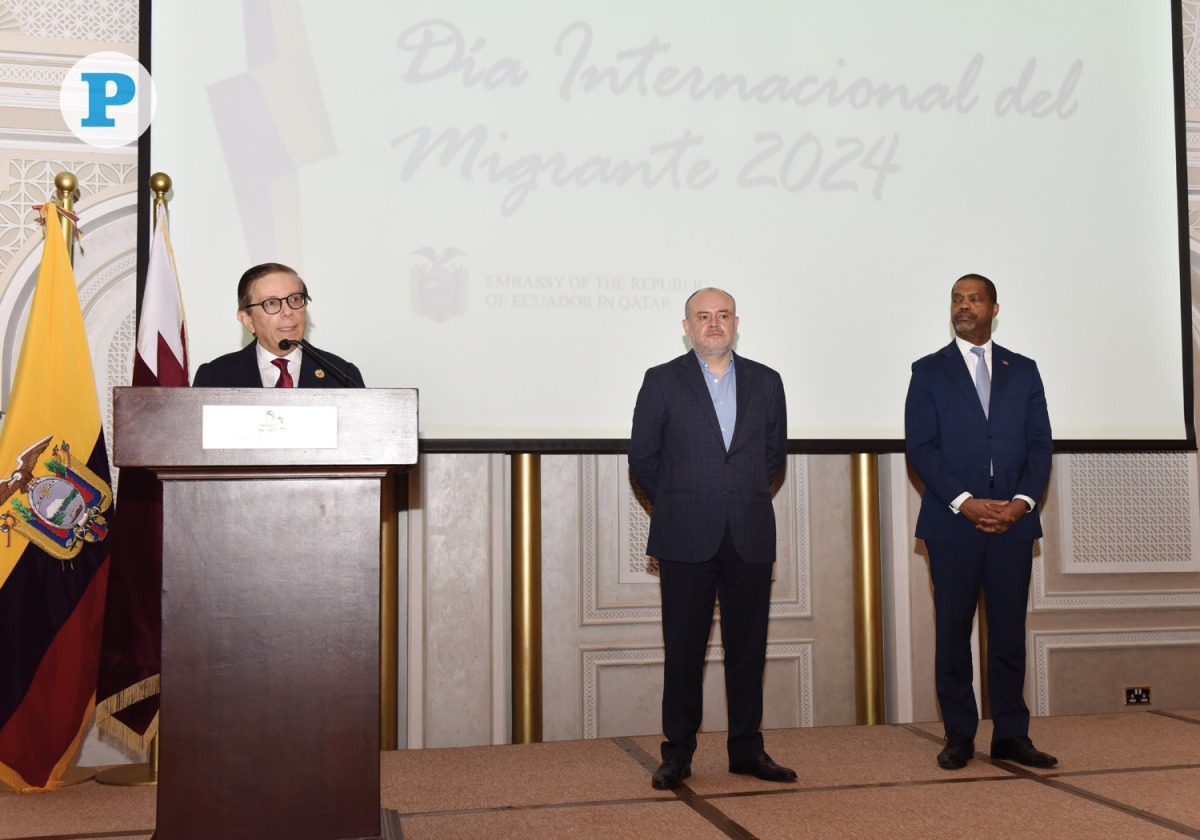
[904, 273, 1056, 770]
[192, 262, 363, 388]
[629, 287, 795, 790]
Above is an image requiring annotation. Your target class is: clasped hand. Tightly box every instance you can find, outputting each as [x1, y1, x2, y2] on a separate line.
[959, 497, 1025, 534]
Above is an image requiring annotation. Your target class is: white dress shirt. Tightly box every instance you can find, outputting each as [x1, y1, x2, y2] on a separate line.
[254, 342, 304, 387]
[948, 336, 1036, 515]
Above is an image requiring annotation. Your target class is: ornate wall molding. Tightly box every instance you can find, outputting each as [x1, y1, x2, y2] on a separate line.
[1032, 553, 1200, 610]
[581, 641, 814, 739]
[5, 0, 137, 42]
[581, 454, 661, 624]
[783, 454, 813, 617]
[1185, 0, 1200, 106]
[0, 53, 69, 87]
[1031, 628, 1200, 715]
[0, 159, 137, 275]
[1030, 451, 1200, 611]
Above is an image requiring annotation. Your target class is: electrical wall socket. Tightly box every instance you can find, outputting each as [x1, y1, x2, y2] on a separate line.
[1124, 686, 1152, 705]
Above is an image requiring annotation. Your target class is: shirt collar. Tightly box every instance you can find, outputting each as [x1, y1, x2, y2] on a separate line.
[954, 335, 992, 360]
[255, 341, 302, 368]
[694, 351, 735, 375]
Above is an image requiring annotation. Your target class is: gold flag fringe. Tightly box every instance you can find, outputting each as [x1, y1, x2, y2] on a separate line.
[94, 674, 160, 753]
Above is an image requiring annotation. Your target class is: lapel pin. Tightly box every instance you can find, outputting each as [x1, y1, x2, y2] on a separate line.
[315, 369, 326, 379]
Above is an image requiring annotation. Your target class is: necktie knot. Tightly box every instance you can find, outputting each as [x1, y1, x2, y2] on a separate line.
[272, 357, 294, 388]
[971, 346, 990, 417]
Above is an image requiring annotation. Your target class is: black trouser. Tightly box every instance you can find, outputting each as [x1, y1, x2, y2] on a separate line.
[659, 523, 774, 764]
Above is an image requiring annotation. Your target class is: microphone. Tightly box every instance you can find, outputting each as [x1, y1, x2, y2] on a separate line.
[277, 338, 362, 387]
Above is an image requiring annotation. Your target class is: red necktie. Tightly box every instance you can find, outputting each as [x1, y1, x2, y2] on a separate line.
[272, 357, 294, 388]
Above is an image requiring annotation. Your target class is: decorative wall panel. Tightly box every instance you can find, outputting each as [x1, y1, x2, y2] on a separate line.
[1032, 629, 1200, 716]
[1055, 453, 1200, 574]
[6, 0, 137, 42]
[581, 641, 814, 739]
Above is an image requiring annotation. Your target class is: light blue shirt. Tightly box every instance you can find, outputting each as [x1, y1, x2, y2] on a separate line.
[696, 352, 736, 450]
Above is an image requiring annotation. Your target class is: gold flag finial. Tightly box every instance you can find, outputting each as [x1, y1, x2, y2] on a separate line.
[54, 171, 79, 208]
[51, 172, 80, 259]
[150, 172, 172, 206]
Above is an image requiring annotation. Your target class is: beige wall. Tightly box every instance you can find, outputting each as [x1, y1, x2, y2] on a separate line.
[0, 3, 1196, 764]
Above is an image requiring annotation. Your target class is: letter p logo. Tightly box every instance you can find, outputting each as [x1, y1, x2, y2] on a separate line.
[60, 51, 157, 148]
[80, 73, 136, 127]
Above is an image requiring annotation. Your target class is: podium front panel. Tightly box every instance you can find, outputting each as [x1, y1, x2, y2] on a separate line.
[156, 475, 381, 840]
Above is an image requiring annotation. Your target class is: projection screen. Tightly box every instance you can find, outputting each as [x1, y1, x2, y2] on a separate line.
[148, 0, 1193, 450]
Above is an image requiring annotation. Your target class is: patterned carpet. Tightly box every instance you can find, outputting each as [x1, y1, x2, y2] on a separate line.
[4, 710, 1200, 839]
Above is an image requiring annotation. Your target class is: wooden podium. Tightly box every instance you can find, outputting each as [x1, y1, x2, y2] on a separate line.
[113, 387, 417, 840]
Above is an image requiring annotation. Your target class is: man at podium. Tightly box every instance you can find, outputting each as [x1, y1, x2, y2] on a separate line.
[192, 262, 365, 388]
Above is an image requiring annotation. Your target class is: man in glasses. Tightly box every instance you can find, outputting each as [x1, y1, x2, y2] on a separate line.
[193, 262, 364, 387]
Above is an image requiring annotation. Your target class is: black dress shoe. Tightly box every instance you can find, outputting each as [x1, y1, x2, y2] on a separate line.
[937, 733, 975, 770]
[728, 752, 797, 783]
[990, 736, 1057, 768]
[651, 757, 691, 790]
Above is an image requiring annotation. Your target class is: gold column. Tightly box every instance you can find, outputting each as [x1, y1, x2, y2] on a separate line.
[379, 472, 400, 749]
[511, 454, 542, 743]
[851, 453, 885, 725]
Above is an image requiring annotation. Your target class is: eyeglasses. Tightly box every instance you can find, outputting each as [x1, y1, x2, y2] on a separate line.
[243, 292, 310, 315]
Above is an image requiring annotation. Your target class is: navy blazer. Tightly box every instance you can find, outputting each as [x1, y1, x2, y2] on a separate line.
[904, 341, 1052, 542]
[191, 341, 364, 388]
[628, 351, 787, 565]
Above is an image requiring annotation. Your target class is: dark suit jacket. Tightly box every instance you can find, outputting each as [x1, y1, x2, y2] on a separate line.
[904, 341, 1052, 542]
[191, 341, 364, 388]
[628, 351, 787, 564]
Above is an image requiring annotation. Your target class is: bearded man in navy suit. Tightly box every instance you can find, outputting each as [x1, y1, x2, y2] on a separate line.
[629, 287, 795, 791]
[904, 274, 1056, 771]
[192, 262, 364, 388]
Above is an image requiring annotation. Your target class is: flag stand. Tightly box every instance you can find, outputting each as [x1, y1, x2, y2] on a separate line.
[95, 736, 157, 786]
[58, 766, 96, 786]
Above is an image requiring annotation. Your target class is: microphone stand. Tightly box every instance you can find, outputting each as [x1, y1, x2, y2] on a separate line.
[278, 339, 362, 387]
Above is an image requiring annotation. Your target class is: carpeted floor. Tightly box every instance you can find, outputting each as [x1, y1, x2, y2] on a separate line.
[4, 709, 1200, 839]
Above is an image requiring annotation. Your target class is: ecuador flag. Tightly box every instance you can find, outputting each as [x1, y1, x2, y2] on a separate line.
[0, 203, 112, 792]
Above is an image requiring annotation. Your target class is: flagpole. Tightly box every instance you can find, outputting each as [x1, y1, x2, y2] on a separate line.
[53, 172, 79, 266]
[44, 173, 99, 789]
[94, 173, 172, 789]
